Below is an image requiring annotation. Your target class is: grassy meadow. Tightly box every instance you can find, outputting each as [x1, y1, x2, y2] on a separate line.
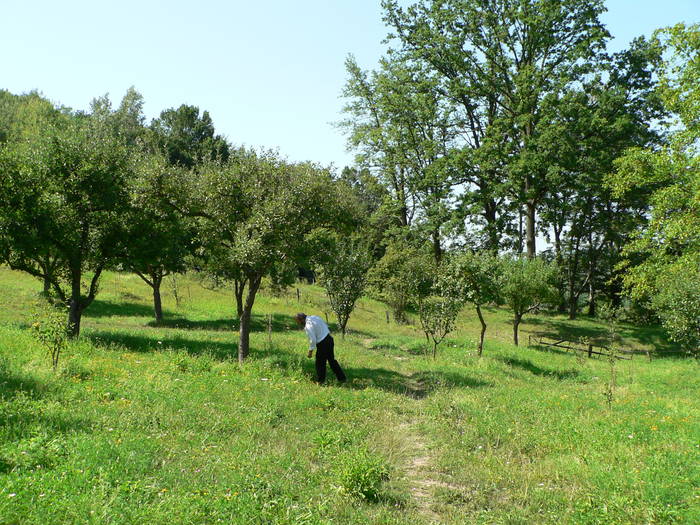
[0, 267, 698, 524]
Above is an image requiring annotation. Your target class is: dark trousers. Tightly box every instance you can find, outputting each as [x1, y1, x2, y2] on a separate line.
[315, 335, 346, 384]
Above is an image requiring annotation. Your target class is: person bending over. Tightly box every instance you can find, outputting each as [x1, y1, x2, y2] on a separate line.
[294, 312, 346, 384]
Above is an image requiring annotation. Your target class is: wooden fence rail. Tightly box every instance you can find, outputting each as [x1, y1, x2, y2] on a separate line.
[527, 333, 649, 361]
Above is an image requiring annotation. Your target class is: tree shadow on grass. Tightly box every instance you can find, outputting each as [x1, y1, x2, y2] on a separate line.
[0, 368, 92, 474]
[497, 356, 580, 380]
[87, 330, 238, 360]
[523, 316, 678, 355]
[0, 368, 47, 400]
[85, 299, 156, 318]
[146, 312, 299, 333]
[249, 345, 491, 398]
[342, 367, 492, 399]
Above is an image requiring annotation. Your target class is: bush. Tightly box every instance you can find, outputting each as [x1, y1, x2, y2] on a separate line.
[174, 352, 213, 374]
[337, 448, 389, 501]
[30, 299, 69, 370]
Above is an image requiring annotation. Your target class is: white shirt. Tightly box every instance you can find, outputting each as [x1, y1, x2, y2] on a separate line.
[304, 315, 330, 350]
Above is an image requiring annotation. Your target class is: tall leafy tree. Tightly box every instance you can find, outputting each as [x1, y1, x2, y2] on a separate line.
[341, 56, 458, 261]
[185, 151, 360, 362]
[383, 0, 609, 257]
[538, 38, 663, 318]
[150, 104, 229, 169]
[0, 109, 133, 336]
[440, 251, 501, 355]
[609, 24, 700, 353]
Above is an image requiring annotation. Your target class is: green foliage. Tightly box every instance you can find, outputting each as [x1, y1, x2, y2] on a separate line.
[439, 251, 502, 355]
[650, 261, 700, 356]
[610, 24, 700, 351]
[150, 104, 229, 168]
[125, 153, 195, 321]
[188, 150, 361, 361]
[500, 256, 558, 345]
[316, 236, 373, 337]
[341, 55, 458, 256]
[367, 240, 434, 323]
[383, 0, 610, 257]
[337, 448, 390, 501]
[417, 295, 462, 358]
[30, 299, 69, 370]
[440, 252, 501, 308]
[0, 96, 135, 336]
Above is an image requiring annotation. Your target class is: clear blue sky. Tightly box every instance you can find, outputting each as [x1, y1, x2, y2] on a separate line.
[2, 1, 698, 170]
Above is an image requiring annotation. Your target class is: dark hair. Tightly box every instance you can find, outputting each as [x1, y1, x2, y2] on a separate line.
[295, 312, 307, 321]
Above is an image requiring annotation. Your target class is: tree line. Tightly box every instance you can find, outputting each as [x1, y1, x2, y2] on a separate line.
[338, 1, 699, 356]
[0, 91, 361, 362]
[0, 0, 698, 359]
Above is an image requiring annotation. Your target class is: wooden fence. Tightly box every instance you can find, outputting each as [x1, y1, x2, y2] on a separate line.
[527, 333, 651, 361]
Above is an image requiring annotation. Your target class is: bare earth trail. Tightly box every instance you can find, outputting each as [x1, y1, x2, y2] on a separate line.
[396, 374, 463, 524]
[360, 336, 461, 522]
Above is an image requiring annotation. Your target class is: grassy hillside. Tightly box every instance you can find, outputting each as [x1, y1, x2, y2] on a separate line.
[0, 267, 697, 524]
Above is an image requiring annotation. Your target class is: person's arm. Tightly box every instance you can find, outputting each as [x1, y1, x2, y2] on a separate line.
[305, 323, 316, 358]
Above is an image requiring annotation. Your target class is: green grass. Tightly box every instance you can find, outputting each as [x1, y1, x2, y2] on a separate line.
[0, 267, 698, 524]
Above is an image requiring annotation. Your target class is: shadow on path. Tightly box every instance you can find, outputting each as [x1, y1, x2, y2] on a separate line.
[337, 367, 491, 399]
[250, 346, 492, 398]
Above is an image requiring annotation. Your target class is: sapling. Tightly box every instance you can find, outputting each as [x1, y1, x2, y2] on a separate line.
[316, 237, 372, 339]
[31, 299, 69, 371]
[500, 256, 558, 346]
[439, 252, 500, 356]
[418, 296, 461, 358]
[599, 304, 621, 408]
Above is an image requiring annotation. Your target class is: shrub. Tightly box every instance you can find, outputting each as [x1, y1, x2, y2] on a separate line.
[30, 299, 69, 370]
[174, 352, 213, 374]
[337, 448, 390, 501]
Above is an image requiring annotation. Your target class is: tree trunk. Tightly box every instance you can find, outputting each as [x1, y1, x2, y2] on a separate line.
[238, 275, 262, 363]
[484, 200, 500, 253]
[587, 277, 596, 317]
[586, 234, 597, 317]
[568, 292, 579, 320]
[525, 200, 536, 259]
[234, 280, 244, 319]
[553, 225, 567, 313]
[513, 314, 521, 346]
[476, 304, 486, 356]
[432, 229, 442, 265]
[68, 268, 82, 338]
[153, 274, 163, 323]
[517, 207, 524, 254]
[238, 307, 251, 363]
[43, 274, 51, 295]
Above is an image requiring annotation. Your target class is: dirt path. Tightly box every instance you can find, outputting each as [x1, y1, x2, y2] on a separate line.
[396, 373, 461, 524]
[398, 419, 455, 524]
